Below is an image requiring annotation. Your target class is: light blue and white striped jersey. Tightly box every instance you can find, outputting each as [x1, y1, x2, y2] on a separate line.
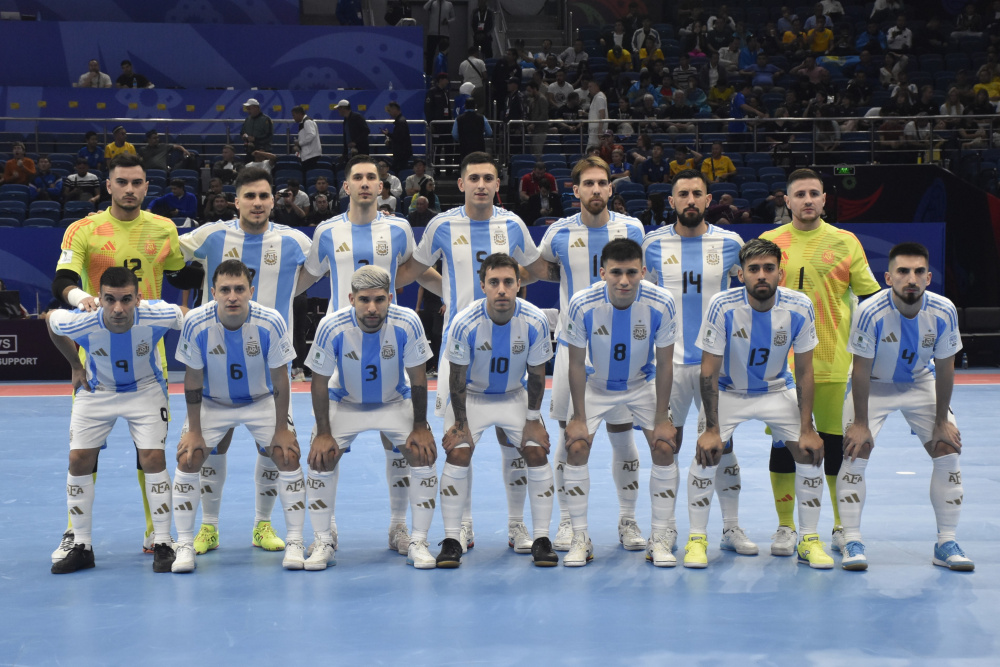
[847, 289, 962, 383]
[49, 301, 182, 393]
[179, 220, 310, 326]
[539, 212, 645, 336]
[563, 281, 677, 392]
[305, 304, 432, 404]
[444, 298, 553, 394]
[412, 205, 541, 332]
[304, 212, 415, 313]
[697, 286, 818, 394]
[176, 301, 296, 405]
[643, 224, 744, 365]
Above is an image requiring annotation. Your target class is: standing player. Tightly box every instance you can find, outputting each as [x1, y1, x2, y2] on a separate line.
[305, 266, 437, 569]
[685, 239, 830, 569]
[171, 260, 305, 573]
[643, 169, 756, 556]
[296, 154, 441, 556]
[50, 153, 202, 561]
[838, 243, 972, 571]
[436, 254, 557, 568]
[760, 168, 881, 556]
[47, 267, 182, 574]
[178, 166, 310, 555]
[562, 239, 678, 567]
[533, 156, 647, 553]
[397, 151, 552, 553]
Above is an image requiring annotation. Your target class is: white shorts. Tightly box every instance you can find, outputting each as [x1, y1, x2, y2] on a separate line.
[445, 387, 535, 448]
[669, 363, 703, 427]
[433, 356, 451, 418]
[187, 400, 294, 455]
[578, 382, 661, 434]
[843, 379, 957, 445]
[549, 343, 632, 424]
[718, 388, 801, 444]
[199, 396, 281, 453]
[309, 399, 414, 450]
[69, 383, 169, 451]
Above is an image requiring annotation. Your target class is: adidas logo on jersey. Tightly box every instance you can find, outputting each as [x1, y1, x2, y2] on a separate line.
[101, 241, 116, 252]
[209, 344, 225, 355]
[595, 325, 610, 335]
[336, 242, 351, 253]
[92, 348, 109, 357]
[881, 332, 899, 343]
[224, 248, 240, 259]
[345, 351, 359, 360]
[571, 238, 586, 248]
[663, 255, 679, 265]
[452, 235, 470, 246]
[734, 328, 748, 339]
[477, 341, 492, 351]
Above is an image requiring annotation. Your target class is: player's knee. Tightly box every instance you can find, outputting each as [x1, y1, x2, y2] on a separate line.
[927, 440, 959, 458]
[68, 449, 99, 476]
[565, 438, 591, 462]
[446, 447, 472, 467]
[520, 444, 547, 467]
[137, 449, 166, 474]
[650, 440, 676, 465]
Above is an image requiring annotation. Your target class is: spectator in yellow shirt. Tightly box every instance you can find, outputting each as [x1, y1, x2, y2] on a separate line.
[607, 44, 633, 71]
[668, 145, 703, 178]
[701, 142, 736, 182]
[104, 126, 137, 162]
[806, 15, 834, 54]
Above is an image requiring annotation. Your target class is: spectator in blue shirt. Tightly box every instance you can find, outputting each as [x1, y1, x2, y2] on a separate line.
[77, 131, 105, 172]
[30, 156, 63, 201]
[147, 178, 198, 220]
[740, 54, 785, 91]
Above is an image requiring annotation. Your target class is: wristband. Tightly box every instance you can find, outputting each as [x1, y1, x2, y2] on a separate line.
[66, 288, 93, 308]
[526, 409, 542, 421]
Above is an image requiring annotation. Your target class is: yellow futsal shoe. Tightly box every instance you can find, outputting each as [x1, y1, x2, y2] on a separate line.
[797, 534, 835, 569]
[683, 534, 709, 568]
[252, 520, 286, 551]
[194, 524, 219, 555]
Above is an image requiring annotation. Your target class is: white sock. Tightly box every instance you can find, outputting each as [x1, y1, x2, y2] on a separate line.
[277, 469, 306, 541]
[385, 447, 410, 525]
[461, 463, 474, 525]
[715, 451, 741, 530]
[649, 463, 679, 532]
[440, 462, 470, 539]
[608, 429, 640, 520]
[930, 453, 963, 545]
[501, 445, 527, 523]
[172, 470, 201, 545]
[562, 463, 590, 532]
[553, 429, 569, 521]
[66, 473, 94, 547]
[306, 468, 337, 543]
[526, 463, 555, 539]
[409, 465, 437, 542]
[199, 453, 226, 527]
[795, 462, 824, 536]
[144, 470, 173, 545]
[687, 462, 717, 535]
[254, 455, 279, 523]
[836, 457, 868, 542]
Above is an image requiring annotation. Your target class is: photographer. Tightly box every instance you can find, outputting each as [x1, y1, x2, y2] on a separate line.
[273, 178, 310, 226]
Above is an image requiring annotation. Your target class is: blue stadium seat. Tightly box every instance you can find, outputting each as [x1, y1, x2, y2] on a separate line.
[626, 200, 647, 216]
[0, 216, 21, 227]
[646, 183, 671, 196]
[28, 201, 61, 222]
[63, 201, 95, 216]
[708, 183, 738, 197]
[0, 190, 29, 204]
[23, 216, 56, 227]
[0, 201, 27, 221]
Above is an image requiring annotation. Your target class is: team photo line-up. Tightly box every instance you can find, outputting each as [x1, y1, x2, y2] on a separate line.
[45, 150, 971, 575]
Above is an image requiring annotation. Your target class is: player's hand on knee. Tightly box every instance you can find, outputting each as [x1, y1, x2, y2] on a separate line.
[799, 429, 824, 466]
[695, 431, 724, 467]
[442, 423, 473, 453]
[177, 431, 207, 470]
[652, 420, 677, 455]
[931, 421, 961, 455]
[522, 420, 550, 453]
[843, 423, 873, 461]
[564, 418, 592, 450]
[271, 429, 300, 467]
[406, 427, 437, 466]
[307, 433, 339, 472]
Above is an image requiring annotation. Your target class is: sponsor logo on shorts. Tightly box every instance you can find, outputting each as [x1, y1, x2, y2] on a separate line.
[246, 340, 261, 356]
[773, 330, 787, 346]
[136, 341, 150, 356]
[382, 344, 396, 359]
[633, 324, 647, 340]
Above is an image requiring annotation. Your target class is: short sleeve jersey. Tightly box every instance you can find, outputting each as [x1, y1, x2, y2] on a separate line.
[179, 220, 310, 327]
[847, 289, 962, 384]
[104, 142, 137, 160]
[444, 298, 553, 394]
[305, 304, 432, 404]
[697, 286, 818, 394]
[304, 212, 415, 313]
[563, 281, 677, 392]
[412, 205, 541, 332]
[539, 212, 645, 336]
[701, 155, 736, 181]
[48, 301, 182, 393]
[644, 224, 744, 364]
[57, 209, 187, 301]
[176, 301, 295, 405]
[760, 220, 881, 383]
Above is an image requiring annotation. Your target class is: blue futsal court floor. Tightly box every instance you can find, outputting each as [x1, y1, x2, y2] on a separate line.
[0, 382, 997, 666]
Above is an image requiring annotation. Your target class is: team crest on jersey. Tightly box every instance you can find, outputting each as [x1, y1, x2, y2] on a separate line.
[773, 330, 787, 346]
[136, 341, 150, 356]
[381, 344, 396, 359]
[375, 239, 389, 256]
[633, 324, 647, 340]
[264, 248, 278, 266]
[922, 333, 936, 348]
[822, 249, 836, 264]
[512, 340, 526, 354]
[705, 251, 720, 266]
[246, 340, 261, 356]
[144, 240, 157, 256]
[493, 229, 507, 245]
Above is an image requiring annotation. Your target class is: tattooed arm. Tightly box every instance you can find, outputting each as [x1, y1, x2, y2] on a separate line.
[696, 351, 724, 466]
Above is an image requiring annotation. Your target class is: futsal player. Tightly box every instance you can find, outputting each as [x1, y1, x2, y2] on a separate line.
[396, 151, 552, 553]
[170, 260, 304, 573]
[686, 239, 830, 568]
[562, 239, 679, 567]
[436, 253, 556, 568]
[178, 166, 311, 555]
[304, 266, 437, 570]
[759, 168, 881, 556]
[838, 242, 973, 571]
[643, 169, 756, 556]
[48, 267, 183, 574]
[50, 153, 203, 561]
[533, 156, 647, 553]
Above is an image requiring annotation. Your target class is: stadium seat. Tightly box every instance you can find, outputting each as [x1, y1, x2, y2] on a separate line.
[63, 201, 95, 216]
[22, 216, 56, 227]
[0, 216, 21, 227]
[28, 201, 61, 222]
[0, 190, 29, 204]
[0, 201, 27, 221]
[708, 183, 738, 196]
